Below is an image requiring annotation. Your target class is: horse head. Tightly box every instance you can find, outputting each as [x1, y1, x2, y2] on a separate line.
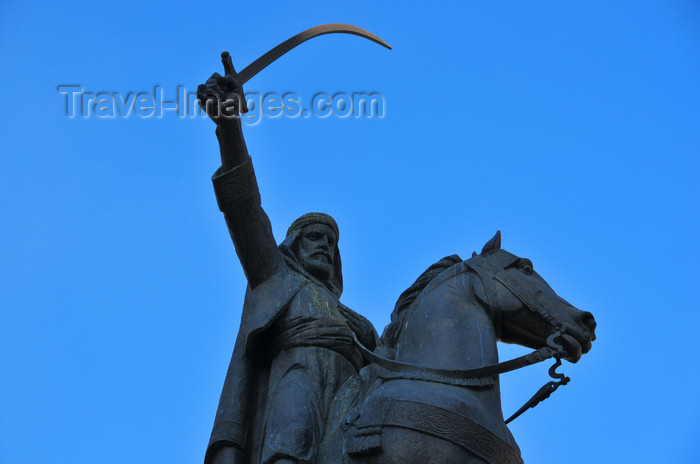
[470, 231, 596, 363]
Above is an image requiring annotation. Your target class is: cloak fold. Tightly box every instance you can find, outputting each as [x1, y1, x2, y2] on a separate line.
[205, 271, 308, 464]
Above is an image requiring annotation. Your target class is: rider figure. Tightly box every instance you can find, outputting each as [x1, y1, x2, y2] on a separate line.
[198, 68, 378, 464]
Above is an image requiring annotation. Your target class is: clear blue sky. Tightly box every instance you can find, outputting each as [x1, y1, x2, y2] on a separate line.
[2, 1, 699, 463]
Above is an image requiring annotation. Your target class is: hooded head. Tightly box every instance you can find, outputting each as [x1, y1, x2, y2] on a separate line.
[279, 212, 343, 298]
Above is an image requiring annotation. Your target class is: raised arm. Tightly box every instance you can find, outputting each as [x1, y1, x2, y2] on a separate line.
[198, 64, 283, 288]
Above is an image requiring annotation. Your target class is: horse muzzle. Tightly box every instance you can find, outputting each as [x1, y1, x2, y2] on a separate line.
[558, 310, 596, 362]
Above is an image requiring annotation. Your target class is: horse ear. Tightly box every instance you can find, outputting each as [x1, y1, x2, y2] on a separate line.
[481, 230, 501, 255]
[472, 251, 477, 258]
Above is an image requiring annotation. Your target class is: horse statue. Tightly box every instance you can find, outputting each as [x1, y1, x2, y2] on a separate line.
[319, 231, 596, 464]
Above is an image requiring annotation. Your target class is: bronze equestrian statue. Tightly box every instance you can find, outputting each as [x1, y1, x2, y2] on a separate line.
[197, 24, 596, 464]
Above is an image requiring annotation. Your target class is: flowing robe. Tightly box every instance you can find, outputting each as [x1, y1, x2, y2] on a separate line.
[204, 158, 377, 464]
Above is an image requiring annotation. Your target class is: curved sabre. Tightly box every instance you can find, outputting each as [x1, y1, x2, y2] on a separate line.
[222, 23, 392, 84]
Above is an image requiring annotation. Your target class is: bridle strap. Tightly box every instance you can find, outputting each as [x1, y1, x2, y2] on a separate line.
[467, 256, 503, 334]
[466, 255, 565, 334]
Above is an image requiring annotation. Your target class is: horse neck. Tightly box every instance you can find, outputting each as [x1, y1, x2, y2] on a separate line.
[394, 269, 499, 371]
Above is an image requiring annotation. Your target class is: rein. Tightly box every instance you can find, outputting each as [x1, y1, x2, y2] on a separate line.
[356, 252, 572, 424]
[353, 333, 559, 381]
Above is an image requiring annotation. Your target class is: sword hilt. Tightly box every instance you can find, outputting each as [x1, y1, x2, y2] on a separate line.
[221, 51, 238, 78]
[219, 51, 248, 113]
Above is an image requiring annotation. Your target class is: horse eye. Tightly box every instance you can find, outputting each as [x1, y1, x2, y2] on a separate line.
[519, 261, 533, 274]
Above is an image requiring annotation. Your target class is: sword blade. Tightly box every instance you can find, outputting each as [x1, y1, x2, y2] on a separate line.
[237, 23, 392, 84]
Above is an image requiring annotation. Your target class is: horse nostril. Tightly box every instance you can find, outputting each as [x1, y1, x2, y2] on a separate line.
[580, 311, 596, 333]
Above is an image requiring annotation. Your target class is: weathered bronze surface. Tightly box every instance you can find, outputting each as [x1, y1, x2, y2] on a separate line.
[198, 24, 596, 464]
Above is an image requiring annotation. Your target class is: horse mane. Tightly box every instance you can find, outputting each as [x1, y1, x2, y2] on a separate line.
[379, 254, 463, 355]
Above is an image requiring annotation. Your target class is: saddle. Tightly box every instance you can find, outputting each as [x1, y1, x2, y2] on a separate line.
[343, 389, 523, 464]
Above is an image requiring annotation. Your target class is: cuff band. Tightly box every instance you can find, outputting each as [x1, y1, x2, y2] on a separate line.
[212, 157, 261, 212]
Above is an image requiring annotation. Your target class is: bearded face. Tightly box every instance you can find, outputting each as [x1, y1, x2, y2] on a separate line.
[295, 223, 337, 282]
